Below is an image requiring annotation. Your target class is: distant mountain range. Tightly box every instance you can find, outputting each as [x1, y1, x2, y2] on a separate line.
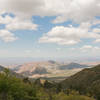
[59, 62, 89, 70]
[8, 61, 90, 79]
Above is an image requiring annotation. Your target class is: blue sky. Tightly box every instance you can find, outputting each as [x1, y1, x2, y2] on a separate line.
[0, 0, 100, 63]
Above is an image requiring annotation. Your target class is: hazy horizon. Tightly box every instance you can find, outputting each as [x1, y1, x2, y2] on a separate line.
[0, 57, 100, 66]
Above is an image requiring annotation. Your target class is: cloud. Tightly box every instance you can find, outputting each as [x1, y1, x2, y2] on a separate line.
[39, 23, 100, 45]
[0, 0, 100, 43]
[0, 15, 37, 31]
[80, 45, 100, 52]
[71, 45, 100, 54]
[0, 30, 17, 42]
[92, 28, 100, 33]
[56, 48, 61, 51]
[0, 15, 37, 42]
[0, 0, 39, 43]
[92, 28, 100, 43]
[25, 50, 32, 53]
[94, 39, 100, 43]
[6, 18, 37, 31]
[80, 45, 93, 50]
[0, 15, 13, 24]
[0, 0, 45, 18]
[51, 0, 100, 23]
[0, 0, 100, 23]
[92, 19, 100, 25]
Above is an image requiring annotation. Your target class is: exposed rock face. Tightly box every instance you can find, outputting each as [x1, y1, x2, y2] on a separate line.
[10, 61, 90, 78]
[31, 67, 48, 75]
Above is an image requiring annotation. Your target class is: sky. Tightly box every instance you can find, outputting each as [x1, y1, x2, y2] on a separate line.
[0, 0, 100, 63]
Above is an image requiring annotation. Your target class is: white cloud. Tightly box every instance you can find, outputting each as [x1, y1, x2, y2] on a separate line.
[94, 39, 100, 43]
[0, 15, 13, 24]
[25, 50, 32, 53]
[0, 15, 37, 42]
[0, 0, 100, 43]
[52, 16, 68, 24]
[51, 0, 100, 23]
[92, 28, 100, 43]
[92, 19, 100, 25]
[0, 15, 37, 31]
[80, 45, 100, 52]
[6, 19, 37, 31]
[39, 23, 100, 45]
[56, 48, 61, 51]
[80, 45, 93, 50]
[92, 28, 100, 33]
[0, 30, 17, 42]
[0, 0, 100, 23]
[0, 0, 45, 18]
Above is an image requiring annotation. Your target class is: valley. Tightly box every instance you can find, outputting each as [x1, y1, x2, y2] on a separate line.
[7, 61, 90, 81]
[0, 62, 99, 100]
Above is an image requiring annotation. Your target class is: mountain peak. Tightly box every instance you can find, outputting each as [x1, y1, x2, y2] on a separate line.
[48, 60, 57, 64]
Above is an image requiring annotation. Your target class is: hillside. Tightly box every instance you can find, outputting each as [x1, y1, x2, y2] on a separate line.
[10, 61, 89, 79]
[0, 65, 6, 71]
[0, 64, 97, 100]
[59, 62, 89, 70]
[0, 69, 94, 100]
[60, 64, 100, 100]
[0, 65, 23, 78]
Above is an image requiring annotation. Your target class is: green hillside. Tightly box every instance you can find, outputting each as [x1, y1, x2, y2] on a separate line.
[0, 66, 94, 100]
[0, 65, 24, 79]
[60, 64, 100, 100]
